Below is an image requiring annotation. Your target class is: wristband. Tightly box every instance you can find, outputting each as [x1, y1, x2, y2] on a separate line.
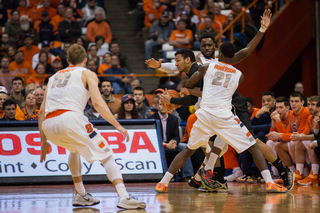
[259, 27, 266, 33]
[163, 143, 167, 147]
[314, 141, 318, 146]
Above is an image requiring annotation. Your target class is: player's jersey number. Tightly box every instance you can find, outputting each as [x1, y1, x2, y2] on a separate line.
[212, 71, 231, 88]
[51, 73, 71, 88]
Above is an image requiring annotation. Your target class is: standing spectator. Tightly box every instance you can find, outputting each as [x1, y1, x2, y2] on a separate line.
[84, 98, 104, 120]
[230, 1, 254, 25]
[100, 80, 121, 115]
[194, 17, 218, 50]
[169, 20, 193, 50]
[97, 53, 112, 75]
[88, 45, 102, 67]
[18, 34, 40, 66]
[52, 57, 63, 73]
[0, 99, 16, 121]
[8, 77, 25, 109]
[145, 11, 175, 60]
[35, 0, 57, 21]
[133, 86, 150, 118]
[109, 42, 133, 73]
[58, 42, 71, 68]
[81, 0, 106, 26]
[86, 59, 98, 73]
[22, 91, 39, 121]
[103, 55, 131, 94]
[115, 94, 141, 119]
[58, 7, 81, 43]
[9, 50, 35, 75]
[0, 87, 8, 118]
[86, 8, 112, 43]
[26, 63, 47, 87]
[0, 33, 15, 58]
[34, 11, 55, 43]
[32, 41, 55, 69]
[0, 57, 13, 93]
[5, 10, 21, 42]
[34, 87, 44, 109]
[16, 15, 39, 48]
[69, 0, 83, 22]
[199, 12, 222, 33]
[294, 81, 308, 107]
[95, 35, 110, 58]
[214, 3, 227, 27]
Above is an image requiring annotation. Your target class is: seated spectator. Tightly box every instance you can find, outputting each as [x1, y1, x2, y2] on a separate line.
[84, 98, 104, 120]
[81, 0, 106, 26]
[32, 41, 55, 69]
[109, 41, 133, 73]
[58, 42, 72, 68]
[145, 11, 175, 60]
[88, 45, 102, 67]
[97, 53, 112, 75]
[178, 11, 197, 37]
[18, 34, 40, 66]
[169, 20, 193, 50]
[194, 16, 218, 50]
[87, 59, 98, 73]
[16, 15, 39, 48]
[115, 94, 141, 119]
[0, 87, 8, 117]
[52, 57, 63, 73]
[0, 99, 16, 121]
[294, 81, 308, 106]
[5, 10, 21, 42]
[0, 33, 15, 58]
[5, 46, 16, 62]
[133, 86, 150, 118]
[0, 57, 13, 93]
[22, 91, 39, 121]
[201, 0, 215, 17]
[103, 55, 131, 94]
[160, 0, 175, 13]
[199, 12, 222, 33]
[34, 11, 55, 43]
[58, 7, 81, 43]
[183, 0, 201, 21]
[100, 80, 121, 115]
[176, 4, 200, 27]
[8, 77, 25, 109]
[9, 50, 35, 75]
[86, 8, 112, 43]
[69, 0, 83, 22]
[131, 79, 150, 107]
[230, 1, 254, 26]
[95, 35, 110, 58]
[244, 96, 260, 119]
[144, 0, 167, 28]
[34, 87, 44, 109]
[51, 3, 67, 31]
[26, 63, 47, 87]
[175, 0, 197, 16]
[17, 0, 34, 21]
[148, 99, 193, 180]
[75, 37, 88, 50]
[35, 0, 57, 21]
[214, 3, 227, 27]
[25, 83, 36, 93]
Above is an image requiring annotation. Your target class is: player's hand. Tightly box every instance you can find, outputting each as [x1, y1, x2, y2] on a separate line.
[309, 141, 318, 149]
[40, 141, 50, 163]
[290, 132, 301, 141]
[117, 126, 130, 142]
[180, 88, 190, 97]
[271, 111, 280, 122]
[266, 131, 281, 141]
[160, 88, 172, 104]
[145, 58, 162, 69]
[261, 9, 272, 30]
[256, 106, 269, 118]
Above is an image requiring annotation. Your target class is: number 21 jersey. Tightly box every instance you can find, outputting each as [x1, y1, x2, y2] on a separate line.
[200, 61, 242, 118]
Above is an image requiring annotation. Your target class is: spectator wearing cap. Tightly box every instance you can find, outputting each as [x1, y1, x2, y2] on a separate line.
[0, 99, 16, 121]
[58, 7, 81, 43]
[32, 41, 55, 69]
[35, 0, 57, 21]
[5, 10, 21, 42]
[84, 98, 104, 120]
[103, 55, 131, 94]
[52, 56, 63, 73]
[169, 19, 193, 50]
[115, 94, 141, 119]
[18, 34, 40, 66]
[34, 11, 56, 43]
[0, 57, 13, 93]
[9, 50, 35, 75]
[0, 86, 9, 118]
[8, 77, 25, 109]
[145, 11, 175, 60]
[100, 80, 121, 115]
[81, 0, 106, 26]
[86, 8, 112, 43]
[16, 15, 39, 48]
[144, 0, 167, 28]
[199, 12, 222, 33]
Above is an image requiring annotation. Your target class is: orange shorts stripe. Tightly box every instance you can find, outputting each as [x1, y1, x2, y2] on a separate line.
[45, 110, 71, 119]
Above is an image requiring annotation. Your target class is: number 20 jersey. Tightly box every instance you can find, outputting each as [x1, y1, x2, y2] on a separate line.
[200, 61, 242, 118]
[45, 66, 90, 116]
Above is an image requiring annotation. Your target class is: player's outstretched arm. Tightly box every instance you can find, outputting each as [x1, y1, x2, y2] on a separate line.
[185, 65, 208, 88]
[39, 88, 50, 163]
[145, 58, 179, 74]
[229, 9, 272, 65]
[84, 70, 130, 142]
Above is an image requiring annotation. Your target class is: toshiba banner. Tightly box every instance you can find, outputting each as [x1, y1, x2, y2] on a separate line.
[0, 122, 166, 183]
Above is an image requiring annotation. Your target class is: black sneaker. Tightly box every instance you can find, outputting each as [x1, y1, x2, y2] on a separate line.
[187, 176, 201, 189]
[204, 179, 228, 192]
[247, 172, 262, 184]
[280, 167, 295, 191]
[198, 168, 214, 189]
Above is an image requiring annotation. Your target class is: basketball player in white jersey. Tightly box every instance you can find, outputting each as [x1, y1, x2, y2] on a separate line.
[39, 44, 146, 209]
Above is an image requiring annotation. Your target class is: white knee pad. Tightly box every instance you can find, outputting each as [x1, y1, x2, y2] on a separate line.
[100, 156, 123, 182]
[68, 153, 82, 177]
[214, 136, 227, 150]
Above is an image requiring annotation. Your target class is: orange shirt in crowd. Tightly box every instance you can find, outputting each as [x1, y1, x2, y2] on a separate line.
[181, 113, 197, 143]
[270, 110, 293, 132]
[144, 6, 166, 27]
[199, 20, 222, 33]
[28, 0, 41, 9]
[86, 21, 112, 43]
[215, 14, 227, 27]
[302, 115, 315, 135]
[35, 7, 57, 21]
[17, 7, 35, 20]
[18, 45, 40, 66]
[169, 29, 193, 49]
[15, 105, 24, 120]
[9, 61, 35, 76]
[250, 108, 260, 120]
[26, 75, 46, 87]
[143, 0, 153, 12]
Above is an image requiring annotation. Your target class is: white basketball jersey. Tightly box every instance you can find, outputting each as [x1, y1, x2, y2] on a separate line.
[45, 66, 90, 116]
[200, 56, 218, 64]
[200, 61, 242, 118]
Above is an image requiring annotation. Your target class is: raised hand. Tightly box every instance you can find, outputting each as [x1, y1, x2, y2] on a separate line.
[261, 9, 272, 30]
[145, 58, 162, 69]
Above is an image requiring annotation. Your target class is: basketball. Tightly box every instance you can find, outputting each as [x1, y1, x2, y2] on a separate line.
[163, 90, 181, 111]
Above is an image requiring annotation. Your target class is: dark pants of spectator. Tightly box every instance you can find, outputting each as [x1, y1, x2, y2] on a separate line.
[145, 39, 161, 60]
[314, 146, 320, 162]
[240, 150, 254, 175]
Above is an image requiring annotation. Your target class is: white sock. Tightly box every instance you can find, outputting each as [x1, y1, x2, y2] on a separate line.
[203, 157, 208, 165]
[296, 164, 304, 174]
[115, 183, 129, 199]
[194, 173, 201, 181]
[261, 170, 273, 183]
[289, 166, 296, 173]
[312, 164, 319, 175]
[204, 153, 218, 171]
[271, 166, 279, 177]
[233, 167, 241, 172]
[74, 182, 86, 196]
[160, 172, 173, 187]
[303, 167, 309, 176]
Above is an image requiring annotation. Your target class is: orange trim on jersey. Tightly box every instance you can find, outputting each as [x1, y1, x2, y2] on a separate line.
[246, 132, 251, 137]
[214, 64, 236, 74]
[46, 110, 71, 119]
[98, 142, 105, 148]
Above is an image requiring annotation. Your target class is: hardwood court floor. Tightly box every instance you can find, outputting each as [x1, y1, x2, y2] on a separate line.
[0, 182, 320, 213]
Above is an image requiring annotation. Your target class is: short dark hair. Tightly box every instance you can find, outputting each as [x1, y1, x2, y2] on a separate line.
[44, 76, 50, 85]
[11, 10, 20, 16]
[3, 99, 16, 110]
[174, 48, 195, 62]
[199, 33, 216, 43]
[89, 44, 97, 50]
[276, 96, 290, 107]
[15, 50, 24, 56]
[100, 79, 113, 87]
[220, 42, 236, 58]
[95, 35, 105, 43]
[177, 19, 187, 25]
[133, 86, 145, 96]
[109, 41, 119, 50]
[262, 91, 275, 98]
[290, 91, 304, 101]
[244, 97, 254, 105]
[12, 76, 24, 85]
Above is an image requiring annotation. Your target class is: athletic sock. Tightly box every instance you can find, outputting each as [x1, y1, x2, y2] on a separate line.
[160, 172, 174, 187]
[203, 157, 208, 165]
[261, 170, 273, 184]
[204, 153, 218, 171]
[213, 167, 225, 182]
[74, 182, 86, 196]
[296, 164, 304, 174]
[115, 183, 129, 199]
[312, 164, 319, 175]
[271, 157, 287, 175]
[289, 166, 296, 173]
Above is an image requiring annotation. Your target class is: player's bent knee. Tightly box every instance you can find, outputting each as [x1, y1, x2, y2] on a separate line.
[100, 156, 123, 182]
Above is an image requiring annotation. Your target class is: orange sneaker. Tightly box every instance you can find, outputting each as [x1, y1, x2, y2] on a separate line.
[294, 170, 305, 184]
[155, 182, 168, 193]
[266, 182, 288, 193]
[297, 170, 319, 186]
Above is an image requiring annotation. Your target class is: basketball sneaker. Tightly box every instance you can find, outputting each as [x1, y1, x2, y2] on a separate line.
[204, 180, 228, 192]
[72, 193, 100, 206]
[197, 168, 214, 189]
[198, 186, 210, 192]
[117, 196, 146, 209]
[294, 170, 305, 184]
[237, 174, 251, 182]
[224, 168, 243, 182]
[187, 176, 201, 189]
[297, 170, 319, 186]
[247, 172, 262, 184]
[266, 182, 288, 193]
[279, 167, 295, 191]
[155, 182, 168, 193]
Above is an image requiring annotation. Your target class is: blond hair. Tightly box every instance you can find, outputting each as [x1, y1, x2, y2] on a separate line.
[67, 44, 87, 65]
[308, 96, 319, 102]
